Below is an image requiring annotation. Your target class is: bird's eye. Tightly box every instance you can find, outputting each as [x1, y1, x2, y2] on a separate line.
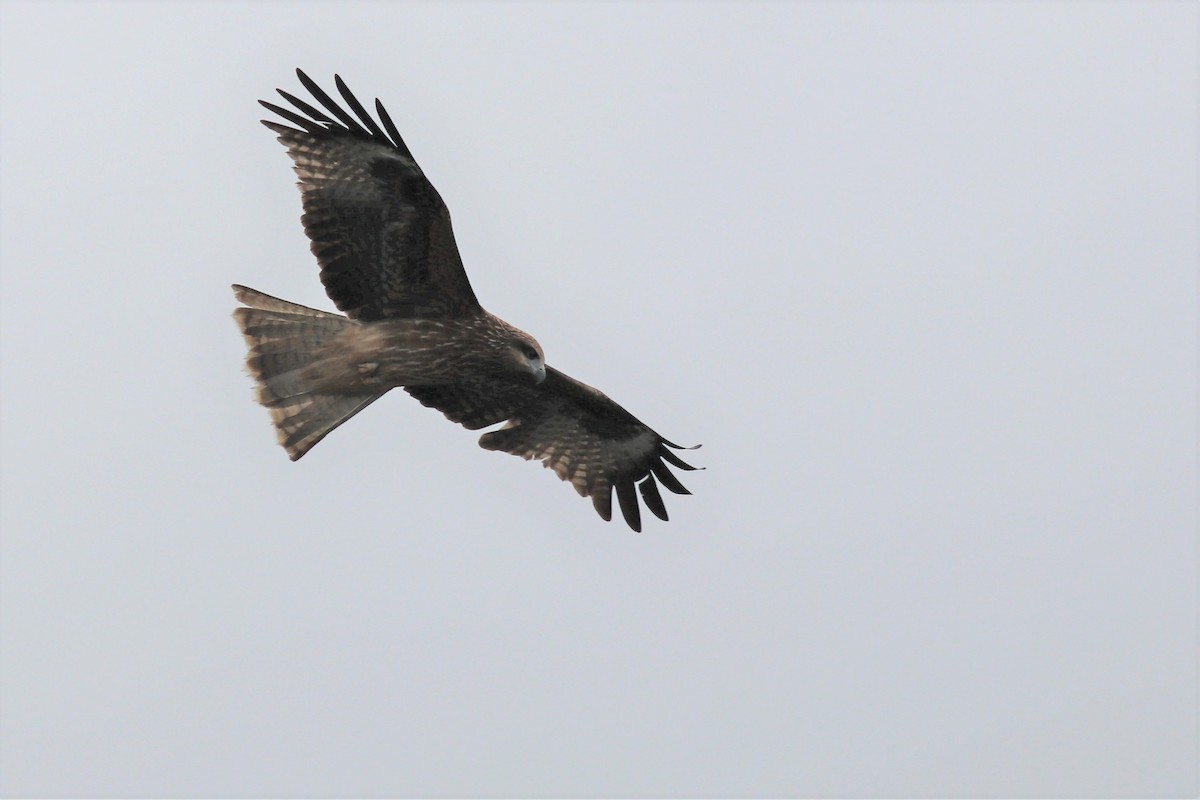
[523, 344, 539, 361]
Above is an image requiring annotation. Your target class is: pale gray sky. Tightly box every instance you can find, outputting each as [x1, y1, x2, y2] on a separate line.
[1, 2, 1195, 797]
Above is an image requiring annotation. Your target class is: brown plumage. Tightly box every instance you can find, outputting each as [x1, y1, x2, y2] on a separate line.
[233, 70, 700, 531]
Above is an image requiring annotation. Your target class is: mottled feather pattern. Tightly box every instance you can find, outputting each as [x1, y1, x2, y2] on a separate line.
[235, 71, 700, 530]
[262, 80, 478, 320]
[408, 368, 699, 531]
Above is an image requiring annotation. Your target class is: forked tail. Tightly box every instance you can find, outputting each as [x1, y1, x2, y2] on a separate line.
[232, 285, 384, 460]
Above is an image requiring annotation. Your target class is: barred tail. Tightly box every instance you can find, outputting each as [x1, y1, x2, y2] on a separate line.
[231, 284, 384, 460]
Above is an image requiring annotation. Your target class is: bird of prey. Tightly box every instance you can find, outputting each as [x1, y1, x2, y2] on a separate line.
[233, 70, 699, 531]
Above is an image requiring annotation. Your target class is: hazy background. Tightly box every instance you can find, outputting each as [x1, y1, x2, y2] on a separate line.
[1, 2, 1195, 797]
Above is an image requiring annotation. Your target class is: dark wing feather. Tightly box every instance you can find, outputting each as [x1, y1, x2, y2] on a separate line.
[405, 367, 699, 532]
[261, 69, 480, 320]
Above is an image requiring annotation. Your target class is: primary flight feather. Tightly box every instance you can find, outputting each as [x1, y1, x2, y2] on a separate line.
[233, 70, 699, 531]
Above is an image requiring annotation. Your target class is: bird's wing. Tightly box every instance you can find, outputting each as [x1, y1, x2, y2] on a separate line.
[260, 69, 480, 320]
[406, 367, 700, 531]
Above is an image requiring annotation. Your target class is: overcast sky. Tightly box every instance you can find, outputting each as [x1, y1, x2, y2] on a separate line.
[1, 2, 1195, 797]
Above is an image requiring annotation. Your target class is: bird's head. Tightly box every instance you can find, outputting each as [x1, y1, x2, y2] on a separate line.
[509, 333, 546, 384]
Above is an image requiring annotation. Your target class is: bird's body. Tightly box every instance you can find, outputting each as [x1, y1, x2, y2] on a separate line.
[298, 313, 539, 393]
[233, 70, 698, 530]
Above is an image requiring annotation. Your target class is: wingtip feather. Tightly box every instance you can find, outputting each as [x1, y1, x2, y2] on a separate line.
[638, 478, 669, 522]
[615, 480, 642, 532]
[661, 446, 700, 471]
[592, 485, 613, 522]
[651, 459, 691, 495]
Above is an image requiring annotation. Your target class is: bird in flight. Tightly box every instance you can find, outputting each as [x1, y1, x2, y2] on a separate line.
[233, 70, 699, 531]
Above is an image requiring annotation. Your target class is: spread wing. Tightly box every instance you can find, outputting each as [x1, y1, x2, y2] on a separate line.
[406, 368, 700, 532]
[261, 69, 480, 320]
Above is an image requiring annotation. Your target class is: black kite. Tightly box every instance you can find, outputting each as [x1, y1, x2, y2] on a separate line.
[233, 70, 700, 531]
